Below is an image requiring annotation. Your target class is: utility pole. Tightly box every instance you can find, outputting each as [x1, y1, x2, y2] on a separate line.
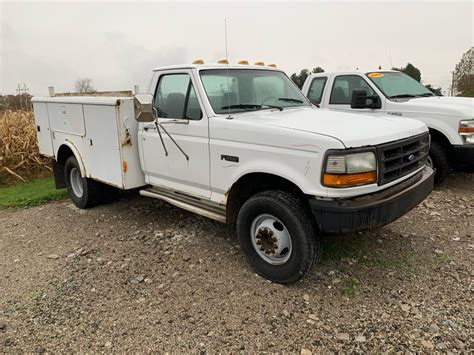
[16, 83, 30, 111]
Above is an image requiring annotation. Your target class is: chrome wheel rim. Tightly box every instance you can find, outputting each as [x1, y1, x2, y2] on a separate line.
[250, 214, 292, 265]
[70, 167, 83, 198]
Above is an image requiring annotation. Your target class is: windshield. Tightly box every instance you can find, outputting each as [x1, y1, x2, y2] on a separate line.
[366, 71, 434, 98]
[199, 69, 310, 114]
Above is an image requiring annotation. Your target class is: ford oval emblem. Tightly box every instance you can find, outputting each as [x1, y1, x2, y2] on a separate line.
[407, 154, 415, 162]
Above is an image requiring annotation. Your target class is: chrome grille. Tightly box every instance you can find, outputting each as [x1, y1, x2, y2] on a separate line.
[377, 133, 430, 185]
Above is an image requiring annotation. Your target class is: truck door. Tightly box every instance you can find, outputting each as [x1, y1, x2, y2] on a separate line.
[325, 74, 384, 113]
[140, 70, 211, 199]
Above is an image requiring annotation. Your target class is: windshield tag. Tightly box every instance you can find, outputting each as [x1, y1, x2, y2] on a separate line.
[368, 72, 384, 78]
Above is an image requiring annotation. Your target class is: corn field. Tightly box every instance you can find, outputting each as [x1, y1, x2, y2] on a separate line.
[0, 110, 52, 185]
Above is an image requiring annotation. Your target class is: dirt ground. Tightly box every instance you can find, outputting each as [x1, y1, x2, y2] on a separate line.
[1, 172, 473, 353]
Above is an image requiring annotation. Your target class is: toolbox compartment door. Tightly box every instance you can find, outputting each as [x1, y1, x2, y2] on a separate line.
[33, 102, 54, 157]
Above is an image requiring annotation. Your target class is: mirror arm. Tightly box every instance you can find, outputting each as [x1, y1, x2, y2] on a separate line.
[152, 107, 189, 161]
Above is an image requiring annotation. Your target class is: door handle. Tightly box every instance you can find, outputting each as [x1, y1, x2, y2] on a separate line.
[160, 119, 190, 125]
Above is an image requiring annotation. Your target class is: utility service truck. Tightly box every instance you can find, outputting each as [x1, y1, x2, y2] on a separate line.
[301, 70, 474, 184]
[33, 62, 434, 284]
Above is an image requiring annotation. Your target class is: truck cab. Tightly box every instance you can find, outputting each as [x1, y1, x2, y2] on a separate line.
[301, 70, 474, 183]
[33, 62, 434, 284]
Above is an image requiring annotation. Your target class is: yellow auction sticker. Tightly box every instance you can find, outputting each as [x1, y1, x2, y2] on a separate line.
[368, 72, 384, 78]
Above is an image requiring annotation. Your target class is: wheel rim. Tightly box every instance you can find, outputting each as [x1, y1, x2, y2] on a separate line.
[70, 167, 83, 198]
[250, 214, 292, 265]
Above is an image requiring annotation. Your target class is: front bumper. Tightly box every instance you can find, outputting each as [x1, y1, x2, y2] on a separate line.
[452, 145, 474, 165]
[309, 166, 434, 234]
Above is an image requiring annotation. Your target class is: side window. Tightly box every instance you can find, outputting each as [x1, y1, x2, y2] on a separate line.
[185, 85, 202, 120]
[330, 75, 375, 105]
[307, 77, 327, 104]
[154, 74, 202, 120]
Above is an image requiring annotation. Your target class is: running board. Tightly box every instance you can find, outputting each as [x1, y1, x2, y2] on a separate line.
[139, 188, 226, 223]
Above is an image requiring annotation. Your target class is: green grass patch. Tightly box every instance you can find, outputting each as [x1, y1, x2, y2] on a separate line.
[0, 177, 67, 208]
[341, 277, 359, 297]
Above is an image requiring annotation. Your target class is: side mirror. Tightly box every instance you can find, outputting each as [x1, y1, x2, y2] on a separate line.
[133, 93, 155, 122]
[351, 89, 381, 109]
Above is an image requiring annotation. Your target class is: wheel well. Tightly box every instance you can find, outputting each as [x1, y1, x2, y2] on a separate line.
[53, 145, 75, 189]
[226, 173, 306, 224]
[429, 128, 452, 152]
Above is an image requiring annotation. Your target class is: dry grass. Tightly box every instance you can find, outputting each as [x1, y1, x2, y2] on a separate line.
[0, 110, 52, 185]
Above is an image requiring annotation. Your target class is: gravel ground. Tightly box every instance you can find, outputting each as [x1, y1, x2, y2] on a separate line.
[1, 172, 473, 353]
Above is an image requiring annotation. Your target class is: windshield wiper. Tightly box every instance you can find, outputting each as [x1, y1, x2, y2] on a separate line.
[278, 97, 304, 103]
[261, 104, 283, 111]
[417, 92, 434, 97]
[221, 103, 283, 112]
[389, 94, 417, 98]
[221, 104, 262, 110]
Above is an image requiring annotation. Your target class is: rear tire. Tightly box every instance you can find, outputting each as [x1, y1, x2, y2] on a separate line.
[429, 140, 450, 185]
[236, 190, 321, 284]
[64, 156, 102, 209]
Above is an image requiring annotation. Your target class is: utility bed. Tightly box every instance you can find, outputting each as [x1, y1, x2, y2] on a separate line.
[32, 96, 145, 189]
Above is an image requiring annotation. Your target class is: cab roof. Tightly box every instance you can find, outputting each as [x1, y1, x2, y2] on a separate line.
[310, 69, 399, 77]
[153, 63, 281, 72]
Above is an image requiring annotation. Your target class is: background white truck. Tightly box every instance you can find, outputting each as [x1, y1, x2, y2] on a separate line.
[301, 70, 474, 184]
[32, 62, 434, 284]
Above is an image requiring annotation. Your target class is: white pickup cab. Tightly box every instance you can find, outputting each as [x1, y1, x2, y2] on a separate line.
[33, 63, 434, 284]
[301, 70, 474, 184]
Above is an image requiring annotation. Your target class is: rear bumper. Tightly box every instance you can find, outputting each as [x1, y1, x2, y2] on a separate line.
[309, 166, 434, 234]
[452, 145, 474, 165]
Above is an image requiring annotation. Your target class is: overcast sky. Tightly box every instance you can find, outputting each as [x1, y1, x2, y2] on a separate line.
[1, 0, 472, 96]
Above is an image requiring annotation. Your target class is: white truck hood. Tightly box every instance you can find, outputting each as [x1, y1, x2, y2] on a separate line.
[238, 107, 427, 148]
[393, 96, 473, 119]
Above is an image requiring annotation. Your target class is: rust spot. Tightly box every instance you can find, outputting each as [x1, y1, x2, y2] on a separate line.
[116, 99, 121, 106]
[121, 129, 132, 146]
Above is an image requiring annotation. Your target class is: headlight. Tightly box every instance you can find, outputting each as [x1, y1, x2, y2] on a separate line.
[323, 151, 377, 187]
[459, 120, 474, 144]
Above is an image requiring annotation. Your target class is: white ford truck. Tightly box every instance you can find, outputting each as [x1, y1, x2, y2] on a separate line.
[301, 70, 474, 184]
[32, 63, 434, 284]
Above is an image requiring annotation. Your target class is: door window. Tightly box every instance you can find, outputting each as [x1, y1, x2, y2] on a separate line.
[154, 74, 202, 120]
[307, 77, 327, 104]
[329, 75, 375, 105]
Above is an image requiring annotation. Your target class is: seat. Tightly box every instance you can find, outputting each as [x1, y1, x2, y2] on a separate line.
[165, 93, 186, 118]
[331, 87, 348, 104]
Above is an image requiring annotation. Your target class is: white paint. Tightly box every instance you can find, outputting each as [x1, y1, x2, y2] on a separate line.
[302, 71, 474, 146]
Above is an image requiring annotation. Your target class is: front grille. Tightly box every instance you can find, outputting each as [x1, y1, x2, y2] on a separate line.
[377, 133, 430, 185]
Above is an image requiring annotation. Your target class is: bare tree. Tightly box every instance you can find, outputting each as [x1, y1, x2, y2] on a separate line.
[74, 78, 95, 94]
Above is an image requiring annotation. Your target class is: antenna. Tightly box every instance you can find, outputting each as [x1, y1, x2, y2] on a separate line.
[389, 53, 393, 68]
[224, 19, 232, 119]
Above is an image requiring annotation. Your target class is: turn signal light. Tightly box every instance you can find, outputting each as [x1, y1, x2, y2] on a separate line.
[459, 127, 474, 133]
[323, 171, 376, 187]
[217, 59, 229, 64]
[192, 59, 204, 64]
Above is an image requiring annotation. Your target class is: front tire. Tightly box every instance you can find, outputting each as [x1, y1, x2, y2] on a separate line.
[429, 140, 450, 185]
[64, 156, 102, 209]
[236, 191, 321, 284]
